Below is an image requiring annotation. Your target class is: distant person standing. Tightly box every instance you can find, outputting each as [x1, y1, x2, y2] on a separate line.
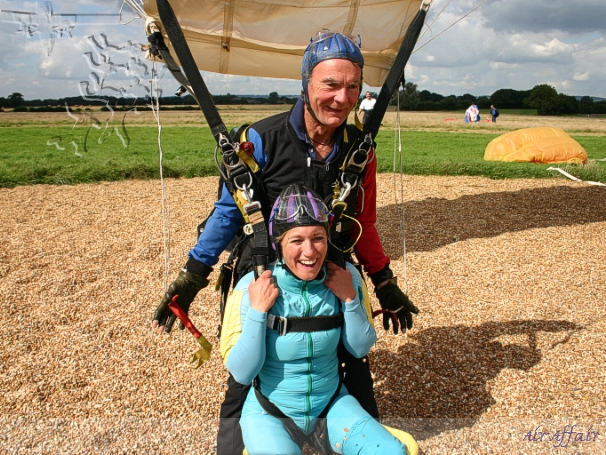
[490, 104, 499, 122]
[358, 91, 376, 125]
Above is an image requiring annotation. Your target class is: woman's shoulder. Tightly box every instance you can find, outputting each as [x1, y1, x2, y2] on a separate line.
[345, 262, 363, 284]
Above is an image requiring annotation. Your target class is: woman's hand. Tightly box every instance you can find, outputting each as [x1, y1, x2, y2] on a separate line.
[325, 263, 356, 303]
[248, 270, 280, 313]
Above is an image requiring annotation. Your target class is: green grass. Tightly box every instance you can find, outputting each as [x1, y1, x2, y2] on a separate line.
[1, 125, 605, 187]
[0, 126, 218, 187]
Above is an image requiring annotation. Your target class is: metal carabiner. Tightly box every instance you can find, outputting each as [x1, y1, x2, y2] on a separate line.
[337, 179, 354, 203]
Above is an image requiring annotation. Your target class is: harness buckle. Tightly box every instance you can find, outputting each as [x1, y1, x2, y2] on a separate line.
[243, 201, 262, 214]
[267, 314, 288, 336]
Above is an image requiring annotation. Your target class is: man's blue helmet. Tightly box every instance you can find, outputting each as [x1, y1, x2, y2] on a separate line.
[301, 31, 364, 96]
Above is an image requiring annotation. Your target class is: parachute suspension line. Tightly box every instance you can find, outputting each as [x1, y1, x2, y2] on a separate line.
[392, 89, 409, 295]
[414, 0, 490, 54]
[150, 60, 172, 290]
[417, 0, 453, 43]
[120, 0, 146, 23]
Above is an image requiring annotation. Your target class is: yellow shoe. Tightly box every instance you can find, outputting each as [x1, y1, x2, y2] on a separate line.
[243, 424, 418, 455]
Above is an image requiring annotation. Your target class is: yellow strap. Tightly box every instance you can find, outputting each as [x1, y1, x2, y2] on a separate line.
[237, 147, 260, 173]
[237, 125, 261, 173]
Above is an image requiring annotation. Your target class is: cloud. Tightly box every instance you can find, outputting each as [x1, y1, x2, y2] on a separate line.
[482, 0, 606, 34]
[2, 0, 605, 99]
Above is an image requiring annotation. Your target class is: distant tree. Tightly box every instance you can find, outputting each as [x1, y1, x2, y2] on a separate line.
[593, 100, 606, 114]
[458, 93, 477, 103]
[0, 97, 6, 108]
[579, 96, 594, 114]
[268, 91, 279, 104]
[398, 82, 420, 110]
[419, 90, 443, 103]
[439, 95, 457, 110]
[557, 94, 579, 115]
[476, 96, 492, 109]
[525, 84, 560, 115]
[8, 92, 24, 108]
[455, 93, 474, 110]
[491, 88, 531, 109]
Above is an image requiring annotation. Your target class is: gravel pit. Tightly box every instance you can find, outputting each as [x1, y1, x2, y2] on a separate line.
[1, 174, 604, 454]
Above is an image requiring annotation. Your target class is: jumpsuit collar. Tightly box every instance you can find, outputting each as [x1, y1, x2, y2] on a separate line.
[273, 261, 327, 294]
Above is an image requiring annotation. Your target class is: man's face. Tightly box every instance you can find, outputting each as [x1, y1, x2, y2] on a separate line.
[307, 59, 362, 128]
[365, 92, 371, 98]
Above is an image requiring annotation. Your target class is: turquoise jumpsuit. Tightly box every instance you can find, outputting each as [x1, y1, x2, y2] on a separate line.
[220, 263, 407, 455]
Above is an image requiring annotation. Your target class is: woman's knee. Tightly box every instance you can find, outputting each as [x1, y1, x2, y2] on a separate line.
[241, 415, 302, 455]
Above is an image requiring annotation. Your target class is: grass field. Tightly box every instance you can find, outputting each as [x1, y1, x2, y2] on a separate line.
[1, 108, 605, 187]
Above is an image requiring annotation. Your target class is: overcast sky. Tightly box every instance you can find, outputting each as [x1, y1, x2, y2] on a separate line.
[1, 0, 605, 101]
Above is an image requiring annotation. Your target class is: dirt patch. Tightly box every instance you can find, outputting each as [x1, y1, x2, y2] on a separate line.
[1, 175, 605, 454]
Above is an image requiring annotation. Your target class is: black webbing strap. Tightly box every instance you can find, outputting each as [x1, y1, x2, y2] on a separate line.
[155, 0, 228, 142]
[253, 365, 344, 454]
[154, 1, 271, 278]
[329, 5, 429, 263]
[267, 313, 344, 336]
[363, 3, 429, 138]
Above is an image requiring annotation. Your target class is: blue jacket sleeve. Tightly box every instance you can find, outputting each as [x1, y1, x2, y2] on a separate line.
[225, 305, 268, 385]
[341, 265, 376, 357]
[188, 127, 267, 267]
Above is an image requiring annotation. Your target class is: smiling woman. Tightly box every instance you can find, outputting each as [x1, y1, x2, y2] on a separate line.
[218, 183, 413, 455]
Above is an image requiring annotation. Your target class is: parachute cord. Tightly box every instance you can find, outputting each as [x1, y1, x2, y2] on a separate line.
[329, 214, 363, 254]
[414, 0, 489, 54]
[150, 61, 172, 290]
[393, 90, 408, 295]
[120, 0, 146, 23]
[417, 0, 452, 42]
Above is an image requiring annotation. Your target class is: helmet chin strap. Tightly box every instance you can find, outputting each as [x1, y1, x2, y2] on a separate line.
[303, 90, 325, 127]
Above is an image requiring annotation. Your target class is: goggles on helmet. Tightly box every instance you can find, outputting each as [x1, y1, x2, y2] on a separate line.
[269, 184, 330, 249]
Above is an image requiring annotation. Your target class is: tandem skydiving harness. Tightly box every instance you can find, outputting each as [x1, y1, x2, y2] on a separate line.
[253, 371, 343, 455]
[147, 0, 431, 324]
[253, 327, 347, 455]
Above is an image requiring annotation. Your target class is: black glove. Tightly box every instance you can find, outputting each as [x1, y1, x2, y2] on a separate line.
[154, 270, 209, 333]
[375, 278, 419, 335]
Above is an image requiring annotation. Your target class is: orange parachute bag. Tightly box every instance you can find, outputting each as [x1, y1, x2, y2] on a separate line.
[484, 127, 587, 164]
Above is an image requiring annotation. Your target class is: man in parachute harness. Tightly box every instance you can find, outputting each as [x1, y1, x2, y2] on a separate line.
[152, 32, 419, 455]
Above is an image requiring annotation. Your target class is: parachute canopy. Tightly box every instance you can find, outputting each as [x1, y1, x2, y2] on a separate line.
[484, 128, 588, 164]
[143, 0, 425, 86]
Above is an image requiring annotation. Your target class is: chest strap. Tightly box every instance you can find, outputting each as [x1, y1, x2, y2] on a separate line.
[267, 313, 343, 336]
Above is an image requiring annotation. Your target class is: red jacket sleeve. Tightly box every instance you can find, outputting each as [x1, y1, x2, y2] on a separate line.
[350, 148, 390, 276]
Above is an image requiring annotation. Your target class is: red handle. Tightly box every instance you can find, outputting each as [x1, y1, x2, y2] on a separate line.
[372, 309, 401, 330]
[168, 295, 202, 339]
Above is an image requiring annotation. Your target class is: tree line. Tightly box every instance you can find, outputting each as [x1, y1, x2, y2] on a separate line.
[393, 83, 606, 115]
[0, 91, 297, 112]
[2, 85, 604, 115]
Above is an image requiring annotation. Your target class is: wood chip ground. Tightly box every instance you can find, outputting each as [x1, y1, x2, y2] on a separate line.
[1, 174, 605, 454]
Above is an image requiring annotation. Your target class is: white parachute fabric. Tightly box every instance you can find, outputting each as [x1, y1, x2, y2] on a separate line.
[143, 0, 424, 86]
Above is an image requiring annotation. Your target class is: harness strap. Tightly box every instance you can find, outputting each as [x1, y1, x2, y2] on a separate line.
[253, 361, 344, 454]
[267, 313, 344, 336]
[363, 3, 430, 138]
[329, 4, 430, 238]
[150, 5, 271, 279]
[154, 0, 228, 141]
